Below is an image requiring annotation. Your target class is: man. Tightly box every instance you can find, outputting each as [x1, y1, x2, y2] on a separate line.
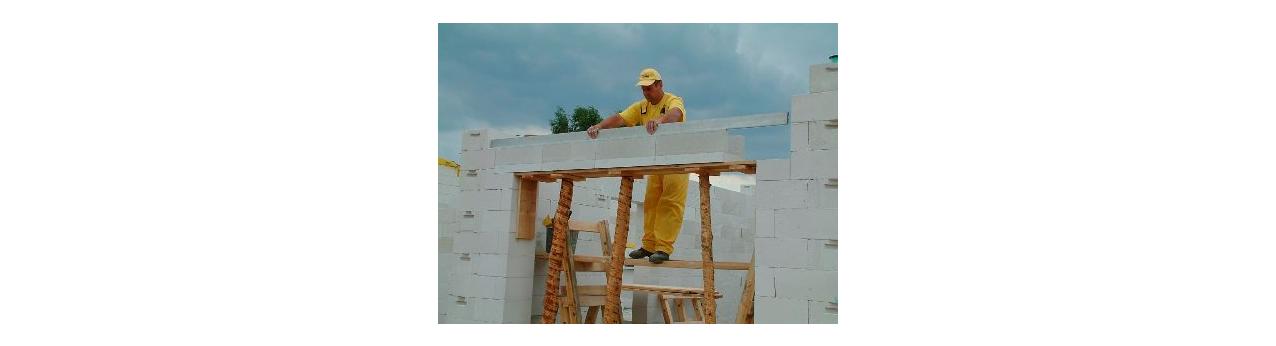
[586, 67, 686, 264]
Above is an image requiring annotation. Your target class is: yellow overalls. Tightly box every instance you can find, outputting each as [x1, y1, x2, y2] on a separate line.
[619, 92, 688, 255]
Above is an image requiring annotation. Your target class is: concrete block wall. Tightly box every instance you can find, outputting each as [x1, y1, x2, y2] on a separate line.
[442, 123, 755, 324]
[438, 165, 461, 322]
[754, 63, 838, 324]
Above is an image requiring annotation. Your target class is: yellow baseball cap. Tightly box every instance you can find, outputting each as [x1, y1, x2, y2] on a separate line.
[635, 68, 662, 87]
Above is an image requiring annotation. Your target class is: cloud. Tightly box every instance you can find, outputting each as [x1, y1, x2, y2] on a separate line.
[438, 23, 837, 161]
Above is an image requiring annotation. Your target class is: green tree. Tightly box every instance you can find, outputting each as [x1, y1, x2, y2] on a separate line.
[549, 106, 570, 134]
[569, 106, 602, 132]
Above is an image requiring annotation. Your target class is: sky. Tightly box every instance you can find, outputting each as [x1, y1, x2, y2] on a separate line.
[438, 24, 836, 190]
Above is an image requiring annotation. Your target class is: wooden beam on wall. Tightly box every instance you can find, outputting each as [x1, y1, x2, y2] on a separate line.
[515, 178, 538, 240]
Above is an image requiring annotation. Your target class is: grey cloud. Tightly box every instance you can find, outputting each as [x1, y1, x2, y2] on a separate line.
[439, 23, 836, 161]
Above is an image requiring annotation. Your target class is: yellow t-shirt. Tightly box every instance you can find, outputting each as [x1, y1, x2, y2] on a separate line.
[618, 92, 686, 127]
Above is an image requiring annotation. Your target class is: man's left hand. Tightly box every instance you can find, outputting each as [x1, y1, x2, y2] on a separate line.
[645, 120, 659, 135]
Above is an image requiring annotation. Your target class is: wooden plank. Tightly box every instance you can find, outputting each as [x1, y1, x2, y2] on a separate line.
[560, 285, 606, 296]
[516, 178, 538, 240]
[534, 252, 751, 270]
[622, 283, 709, 295]
[562, 224, 581, 324]
[657, 294, 672, 324]
[585, 306, 599, 324]
[549, 173, 585, 181]
[568, 262, 608, 272]
[691, 298, 704, 321]
[736, 255, 756, 324]
[672, 299, 686, 322]
[567, 219, 601, 234]
[598, 220, 612, 257]
[515, 161, 756, 180]
[658, 291, 723, 299]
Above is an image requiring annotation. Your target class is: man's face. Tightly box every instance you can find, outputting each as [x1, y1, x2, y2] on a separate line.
[641, 81, 663, 104]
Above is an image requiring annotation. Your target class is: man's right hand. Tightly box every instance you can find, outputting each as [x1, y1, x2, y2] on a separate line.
[587, 125, 601, 139]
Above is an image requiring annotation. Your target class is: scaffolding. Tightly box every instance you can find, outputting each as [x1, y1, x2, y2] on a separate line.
[516, 161, 758, 324]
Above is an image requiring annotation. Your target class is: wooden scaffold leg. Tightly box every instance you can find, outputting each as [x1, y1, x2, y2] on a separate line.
[698, 172, 717, 323]
[539, 178, 574, 324]
[604, 176, 635, 323]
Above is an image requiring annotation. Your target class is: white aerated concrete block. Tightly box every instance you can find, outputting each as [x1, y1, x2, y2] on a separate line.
[478, 189, 516, 211]
[470, 297, 505, 322]
[462, 149, 494, 170]
[466, 275, 509, 299]
[808, 300, 838, 324]
[729, 135, 744, 157]
[462, 129, 489, 151]
[756, 208, 775, 238]
[503, 276, 533, 300]
[460, 174, 480, 191]
[774, 208, 837, 240]
[457, 210, 478, 233]
[539, 140, 594, 161]
[445, 295, 476, 322]
[475, 230, 512, 254]
[494, 145, 541, 166]
[653, 152, 734, 166]
[453, 231, 478, 253]
[790, 122, 809, 152]
[755, 296, 808, 324]
[756, 266, 776, 297]
[809, 63, 838, 93]
[756, 159, 790, 181]
[539, 142, 570, 163]
[807, 120, 837, 150]
[755, 180, 808, 210]
[539, 160, 594, 171]
[597, 136, 655, 159]
[654, 130, 728, 156]
[791, 91, 837, 122]
[812, 239, 837, 271]
[774, 268, 837, 302]
[594, 156, 655, 169]
[790, 149, 837, 179]
[756, 237, 810, 268]
[479, 170, 516, 190]
[808, 179, 838, 209]
[473, 253, 508, 277]
[502, 296, 533, 323]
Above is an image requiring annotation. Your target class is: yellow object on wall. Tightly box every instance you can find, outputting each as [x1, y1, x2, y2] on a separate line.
[438, 157, 460, 176]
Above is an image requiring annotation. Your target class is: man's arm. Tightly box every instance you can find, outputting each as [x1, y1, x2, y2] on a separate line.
[644, 107, 683, 134]
[587, 113, 626, 139]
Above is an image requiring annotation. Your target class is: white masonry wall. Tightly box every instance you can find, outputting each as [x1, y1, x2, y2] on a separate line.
[438, 165, 461, 322]
[442, 122, 753, 323]
[753, 63, 839, 324]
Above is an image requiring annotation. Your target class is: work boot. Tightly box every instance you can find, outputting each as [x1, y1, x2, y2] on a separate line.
[648, 251, 670, 264]
[628, 248, 654, 259]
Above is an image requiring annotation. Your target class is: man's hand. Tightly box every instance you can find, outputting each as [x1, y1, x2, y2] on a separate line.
[645, 120, 659, 135]
[587, 124, 601, 139]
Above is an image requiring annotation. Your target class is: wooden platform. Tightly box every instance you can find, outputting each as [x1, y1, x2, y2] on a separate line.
[517, 160, 757, 182]
[535, 252, 751, 271]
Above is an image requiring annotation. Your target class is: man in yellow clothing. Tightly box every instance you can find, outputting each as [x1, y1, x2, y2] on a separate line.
[586, 67, 687, 264]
